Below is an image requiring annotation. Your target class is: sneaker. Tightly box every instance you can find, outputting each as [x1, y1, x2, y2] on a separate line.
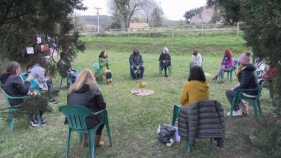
[49, 99, 59, 104]
[165, 74, 169, 77]
[31, 118, 47, 125]
[107, 81, 114, 85]
[219, 81, 224, 84]
[227, 109, 242, 116]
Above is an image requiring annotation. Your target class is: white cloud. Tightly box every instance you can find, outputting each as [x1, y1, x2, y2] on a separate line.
[75, 0, 207, 20]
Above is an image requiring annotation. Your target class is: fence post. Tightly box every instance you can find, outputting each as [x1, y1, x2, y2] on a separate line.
[237, 22, 240, 36]
[149, 28, 150, 38]
[172, 26, 175, 38]
[110, 28, 112, 37]
[127, 28, 129, 37]
[201, 24, 204, 37]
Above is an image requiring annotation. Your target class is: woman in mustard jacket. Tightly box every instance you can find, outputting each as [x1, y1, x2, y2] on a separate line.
[180, 66, 210, 106]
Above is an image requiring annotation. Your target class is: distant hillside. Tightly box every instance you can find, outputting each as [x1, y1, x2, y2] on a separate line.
[79, 15, 112, 29]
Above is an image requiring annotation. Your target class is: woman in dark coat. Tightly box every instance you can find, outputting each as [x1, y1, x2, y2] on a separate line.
[67, 69, 106, 147]
[0, 61, 47, 126]
[159, 47, 171, 77]
[225, 54, 258, 116]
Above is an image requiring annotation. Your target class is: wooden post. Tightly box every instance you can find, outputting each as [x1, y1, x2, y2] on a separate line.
[237, 22, 240, 36]
[172, 26, 174, 38]
[149, 28, 150, 38]
[127, 28, 129, 37]
[110, 28, 112, 37]
[201, 24, 204, 37]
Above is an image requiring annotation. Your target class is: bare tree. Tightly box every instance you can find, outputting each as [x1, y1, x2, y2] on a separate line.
[108, 0, 152, 29]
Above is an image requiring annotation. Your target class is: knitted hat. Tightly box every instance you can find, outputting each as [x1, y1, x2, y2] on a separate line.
[238, 54, 250, 65]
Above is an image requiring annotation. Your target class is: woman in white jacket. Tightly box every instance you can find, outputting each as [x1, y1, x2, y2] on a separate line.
[190, 49, 202, 67]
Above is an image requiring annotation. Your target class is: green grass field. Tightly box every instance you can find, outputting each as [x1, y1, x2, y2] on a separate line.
[0, 36, 273, 158]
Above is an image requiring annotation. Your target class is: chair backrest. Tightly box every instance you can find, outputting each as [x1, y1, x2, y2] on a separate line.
[256, 80, 265, 98]
[20, 73, 29, 81]
[93, 63, 99, 73]
[59, 105, 97, 130]
[0, 87, 28, 107]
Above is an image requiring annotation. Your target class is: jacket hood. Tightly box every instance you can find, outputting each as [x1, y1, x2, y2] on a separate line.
[190, 80, 209, 92]
[243, 64, 256, 71]
[0, 72, 13, 84]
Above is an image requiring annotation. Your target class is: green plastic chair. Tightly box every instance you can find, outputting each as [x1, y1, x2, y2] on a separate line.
[0, 87, 42, 131]
[171, 105, 213, 153]
[20, 73, 29, 81]
[93, 63, 102, 82]
[59, 105, 112, 158]
[226, 60, 239, 82]
[59, 72, 73, 89]
[159, 62, 172, 75]
[230, 80, 265, 120]
[20, 73, 42, 94]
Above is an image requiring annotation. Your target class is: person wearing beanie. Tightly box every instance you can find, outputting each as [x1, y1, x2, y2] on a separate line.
[225, 53, 258, 117]
[159, 47, 171, 77]
[212, 49, 235, 84]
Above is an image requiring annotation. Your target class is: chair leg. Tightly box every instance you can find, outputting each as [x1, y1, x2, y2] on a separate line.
[88, 130, 95, 158]
[105, 113, 113, 147]
[229, 71, 232, 82]
[186, 138, 191, 152]
[209, 138, 214, 150]
[66, 130, 71, 158]
[79, 132, 83, 144]
[257, 100, 262, 117]
[59, 78, 64, 90]
[252, 101, 259, 120]
[171, 105, 180, 126]
[8, 112, 14, 131]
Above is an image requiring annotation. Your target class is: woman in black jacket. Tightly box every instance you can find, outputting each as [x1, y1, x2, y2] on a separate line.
[225, 54, 258, 116]
[159, 47, 171, 77]
[67, 69, 106, 147]
[0, 61, 47, 126]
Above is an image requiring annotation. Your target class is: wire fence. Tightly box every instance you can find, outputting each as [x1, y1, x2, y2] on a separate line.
[74, 23, 241, 38]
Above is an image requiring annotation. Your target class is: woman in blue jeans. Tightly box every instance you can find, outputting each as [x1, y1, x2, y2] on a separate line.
[225, 54, 258, 116]
[212, 49, 235, 84]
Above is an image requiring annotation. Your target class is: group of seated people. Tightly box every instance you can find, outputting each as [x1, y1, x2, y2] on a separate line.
[0, 48, 277, 148]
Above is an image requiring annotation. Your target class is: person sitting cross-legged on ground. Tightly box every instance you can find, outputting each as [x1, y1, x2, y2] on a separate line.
[212, 49, 235, 84]
[57, 52, 79, 83]
[159, 47, 171, 77]
[0, 61, 48, 126]
[30, 57, 59, 104]
[66, 69, 106, 147]
[190, 49, 202, 67]
[98, 51, 113, 85]
[179, 66, 210, 106]
[225, 54, 258, 116]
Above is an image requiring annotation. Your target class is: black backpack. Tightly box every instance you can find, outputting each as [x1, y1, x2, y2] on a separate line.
[135, 70, 141, 79]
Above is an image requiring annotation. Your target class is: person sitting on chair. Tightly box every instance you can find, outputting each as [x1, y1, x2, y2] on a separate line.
[67, 69, 106, 147]
[129, 48, 145, 79]
[98, 51, 113, 85]
[190, 49, 202, 67]
[179, 66, 209, 106]
[225, 53, 258, 117]
[159, 47, 171, 77]
[57, 52, 79, 83]
[261, 63, 277, 87]
[0, 61, 47, 126]
[30, 57, 59, 104]
[212, 49, 235, 84]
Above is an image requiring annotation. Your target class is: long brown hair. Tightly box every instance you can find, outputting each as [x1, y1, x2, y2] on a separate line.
[236, 63, 247, 82]
[68, 69, 98, 94]
[6, 61, 20, 75]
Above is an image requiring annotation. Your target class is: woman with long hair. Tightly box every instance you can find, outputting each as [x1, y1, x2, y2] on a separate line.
[0, 61, 47, 126]
[98, 51, 113, 85]
[225, 54, 258, 116]
[179, 66, 210, 106]
[67, 69, 106, 147]
[212, 49, 235, 84]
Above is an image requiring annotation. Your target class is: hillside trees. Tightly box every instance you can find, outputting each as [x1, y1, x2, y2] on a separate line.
[108, 0, 154, 28]
[0, 0, 86, 72]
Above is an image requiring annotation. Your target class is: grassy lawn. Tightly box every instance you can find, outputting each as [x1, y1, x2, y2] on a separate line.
[0, 36, 273, 158]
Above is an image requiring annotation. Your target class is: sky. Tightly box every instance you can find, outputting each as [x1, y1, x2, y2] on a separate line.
[75, 0, 207, 20]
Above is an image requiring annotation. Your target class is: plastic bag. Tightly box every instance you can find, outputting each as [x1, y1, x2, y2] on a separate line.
[157, 124, 176, 146]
